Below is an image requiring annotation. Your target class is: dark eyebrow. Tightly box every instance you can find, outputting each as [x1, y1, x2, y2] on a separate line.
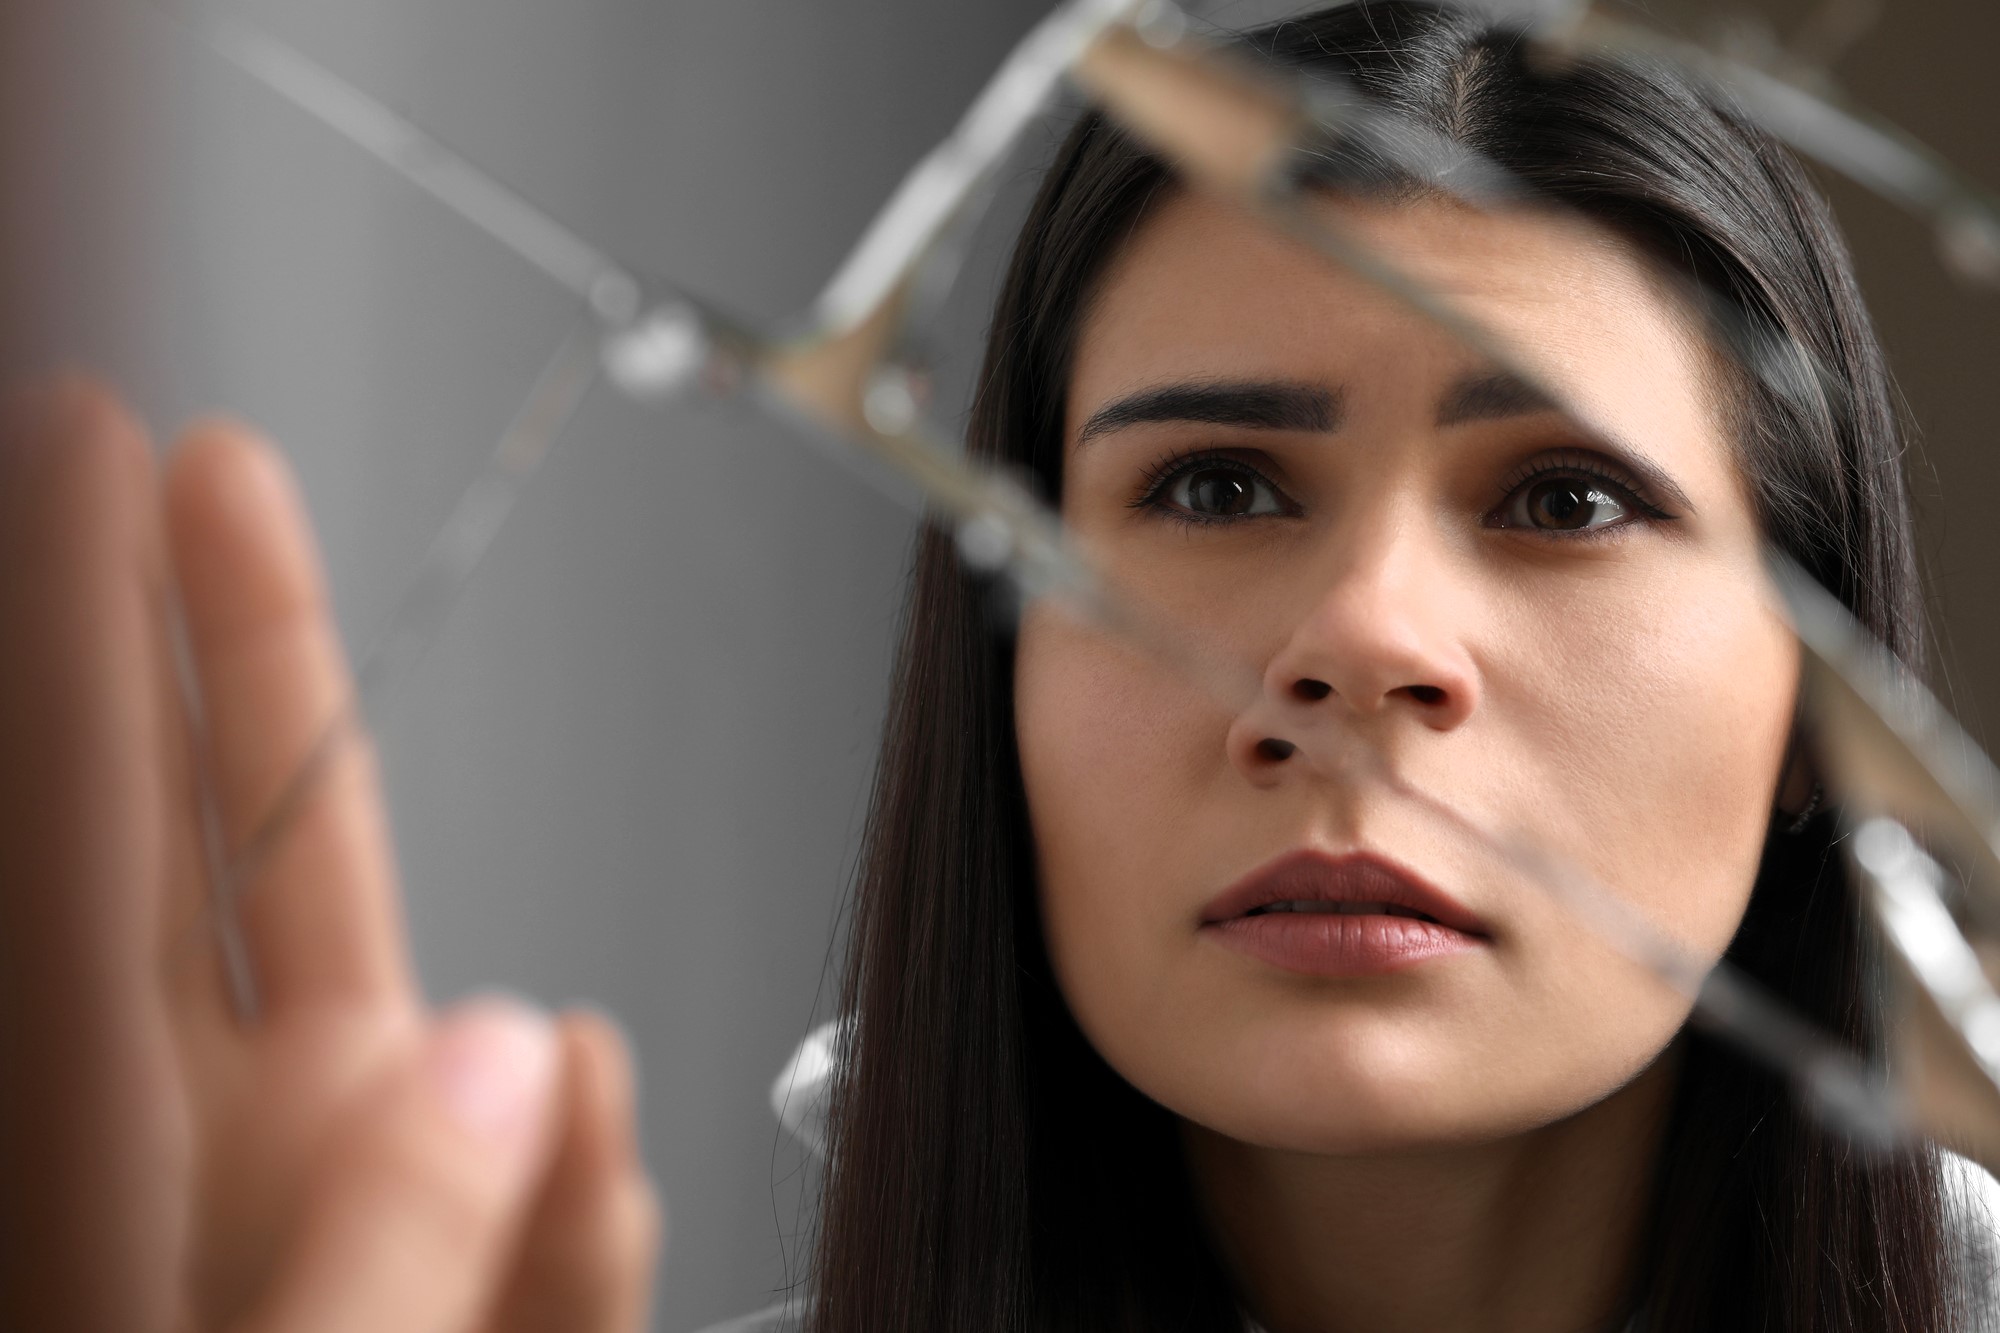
[1434, 370, 1557, 427]
[1437, 370, 1698, 513]
[1076, 379, 1343, 447]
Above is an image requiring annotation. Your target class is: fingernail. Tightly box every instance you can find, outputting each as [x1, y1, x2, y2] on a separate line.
[425, 996, 559, 1157]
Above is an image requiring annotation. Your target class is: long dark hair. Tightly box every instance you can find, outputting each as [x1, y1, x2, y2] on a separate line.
[811, 4, 1949, 1329]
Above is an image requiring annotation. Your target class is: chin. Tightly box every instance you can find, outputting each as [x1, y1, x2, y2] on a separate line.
[1126, 1011, 1672, 1157]
[1196, 1086, 1569, 1157]
[1184, 1038, 1541, 1154]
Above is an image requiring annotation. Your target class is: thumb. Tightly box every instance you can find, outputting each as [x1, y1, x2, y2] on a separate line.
[232, 998, 562, 1333]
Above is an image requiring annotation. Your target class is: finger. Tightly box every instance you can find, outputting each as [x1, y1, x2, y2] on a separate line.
[233, 998, 562, 1333]
[0, 380, 191, 1333]
[489, 1011, 662, 1333]
[163, 421, 412, 1016]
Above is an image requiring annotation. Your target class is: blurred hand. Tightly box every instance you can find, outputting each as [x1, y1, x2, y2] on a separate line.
[0, 380, 660, 1333]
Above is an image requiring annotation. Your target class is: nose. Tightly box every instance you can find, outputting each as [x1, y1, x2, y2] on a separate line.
[1229, 524, 1479, 781]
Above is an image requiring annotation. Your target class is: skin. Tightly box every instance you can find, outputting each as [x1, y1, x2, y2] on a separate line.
[1014, 191, 1802, 1332]
[0, 385, 658, 1333]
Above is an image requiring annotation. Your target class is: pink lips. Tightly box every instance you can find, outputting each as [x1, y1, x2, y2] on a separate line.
[1199, 849, 1490, 977]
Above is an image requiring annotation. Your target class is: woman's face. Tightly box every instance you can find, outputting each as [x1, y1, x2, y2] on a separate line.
[1013, 190, 1798, 1153]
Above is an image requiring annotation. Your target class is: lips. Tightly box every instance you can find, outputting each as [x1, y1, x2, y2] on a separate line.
[1198, 849, 1490, 977]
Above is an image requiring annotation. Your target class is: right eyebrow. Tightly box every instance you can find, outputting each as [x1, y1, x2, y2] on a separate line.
[1075, 379, 1344, 448]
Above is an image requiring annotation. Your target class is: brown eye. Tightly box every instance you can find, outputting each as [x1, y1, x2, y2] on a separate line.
[1187, 470, 1251, 515]
[1505, 475, 1631, 533]
[1165, 464, 1285, 519]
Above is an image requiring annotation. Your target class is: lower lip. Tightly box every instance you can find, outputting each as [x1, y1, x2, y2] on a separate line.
[1203, 913, 1486, 976]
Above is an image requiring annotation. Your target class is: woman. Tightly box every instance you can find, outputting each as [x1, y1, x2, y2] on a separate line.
[812, 5, 1969, 1330]
[0, 2, 1981, 1331]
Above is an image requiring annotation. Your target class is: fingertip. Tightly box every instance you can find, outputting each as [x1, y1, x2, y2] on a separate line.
[1, 372, 143, 441]
[484, 1010, 662, 1333]
[171, 413, 275, 467]
[426, 996, 564, 1166]
[0, 375, 152, 510]
[164, 415, 296, 544]
[559, 1007, 643, 1168]
[563, 1010, 635, 1097]
[163, 416, 328, 639]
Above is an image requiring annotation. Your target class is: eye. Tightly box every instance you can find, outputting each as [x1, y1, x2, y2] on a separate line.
[1502, 475, 1631, 532]
[1135, 454, 1294, 524]
[1488, 452, 1672, 537]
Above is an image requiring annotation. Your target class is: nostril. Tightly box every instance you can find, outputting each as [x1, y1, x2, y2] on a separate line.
[1255, 738, 1297, 762]
[1291, 679, 1333, 702]
[1404, 685, 1446, 706]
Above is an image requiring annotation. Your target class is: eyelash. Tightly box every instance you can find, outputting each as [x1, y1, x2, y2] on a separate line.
[1128, 449, 1294, 528]
[1128, 446, 1676, 535]
[1487, 450, 1676, 534]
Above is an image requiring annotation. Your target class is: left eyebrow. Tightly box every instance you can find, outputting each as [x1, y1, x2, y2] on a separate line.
[1434, 370, 1557, 427]
[1437, 369, 1698, 514]
[1075, 378, 1343, 448]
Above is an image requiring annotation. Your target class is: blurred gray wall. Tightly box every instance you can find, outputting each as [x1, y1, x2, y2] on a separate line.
[14, 1, 2000, 1330]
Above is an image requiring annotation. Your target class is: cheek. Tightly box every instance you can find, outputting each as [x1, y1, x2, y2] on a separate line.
[1478, 557, 1796, 956]
[1014, 600, 1211, 920]
[1013, 599, 1233, 1037]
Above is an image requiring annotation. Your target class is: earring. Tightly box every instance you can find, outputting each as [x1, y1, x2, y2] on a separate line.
[1782, 782, 1824, 835]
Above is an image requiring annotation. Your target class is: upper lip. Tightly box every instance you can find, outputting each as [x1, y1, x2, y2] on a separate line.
[1199, 848, 1490, 936]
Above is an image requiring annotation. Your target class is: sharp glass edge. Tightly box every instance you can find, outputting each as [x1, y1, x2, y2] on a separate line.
[1851, 819, 2000, 1088]
[1769, 556, 2000, 1144]
[1567, 12, 2000, 286]
[1411, 778, 1905, 1145]
[183, 315, 605, 996]
[1136, 12, 1863, 479]
[1843, 814, 2000, 1173]
[1769, 553, 2000, 870]
[349, 318, 606, 702]
[166, 580, 262, 1020]
[805, 0, 1147, 340]
[164, 0, 1121, 606]
[164, 0, 645, 320]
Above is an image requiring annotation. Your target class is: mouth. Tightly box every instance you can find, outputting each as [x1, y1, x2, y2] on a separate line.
[1200, 848, 1488, 933]
[1199, 849, 1490, 977]
[1240, 900, 1442, 921]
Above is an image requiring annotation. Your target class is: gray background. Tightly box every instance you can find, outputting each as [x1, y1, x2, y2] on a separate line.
[10, 1, 1998, 1329]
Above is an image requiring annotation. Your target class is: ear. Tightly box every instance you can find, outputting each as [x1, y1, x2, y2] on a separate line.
[1774, 725, 1818, 821]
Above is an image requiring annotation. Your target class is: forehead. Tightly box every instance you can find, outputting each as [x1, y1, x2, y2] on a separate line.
[1064, 190, 1727, 460]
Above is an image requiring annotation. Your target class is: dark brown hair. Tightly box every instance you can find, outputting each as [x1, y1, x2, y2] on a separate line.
[811, 4, 1950, 1329]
